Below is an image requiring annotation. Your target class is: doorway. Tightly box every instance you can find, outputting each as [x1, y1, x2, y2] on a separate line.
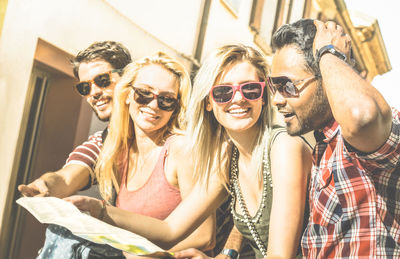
[6, 40, 93, 259]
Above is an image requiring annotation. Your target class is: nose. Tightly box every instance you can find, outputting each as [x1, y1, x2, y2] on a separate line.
[89, 83, 103, 99]
[271, 91, 286, 108]
[147, 96, 159, 109]
[231, 88, 244, 103]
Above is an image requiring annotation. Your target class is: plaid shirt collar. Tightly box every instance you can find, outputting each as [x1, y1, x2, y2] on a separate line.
[313, 120, 339, 144]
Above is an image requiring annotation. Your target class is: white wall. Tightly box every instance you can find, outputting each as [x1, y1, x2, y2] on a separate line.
[0, 0, 192, 233]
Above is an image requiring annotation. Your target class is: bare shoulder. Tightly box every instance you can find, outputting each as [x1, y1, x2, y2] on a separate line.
[271, 131, 311, 154]
[167, 134, 194, 169]
[270, 131, 312, 179]
[168, 134, 191, 157]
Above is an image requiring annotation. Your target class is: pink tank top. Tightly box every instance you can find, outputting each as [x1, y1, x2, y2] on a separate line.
[116, 139, 182, 220]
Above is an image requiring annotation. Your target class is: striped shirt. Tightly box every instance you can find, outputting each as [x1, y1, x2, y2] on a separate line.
[63, 130, 103, 185]
[302, 107, 400, 258]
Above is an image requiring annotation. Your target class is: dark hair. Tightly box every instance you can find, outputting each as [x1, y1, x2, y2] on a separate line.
[272, 19, 320, 76]
[72, 41, 132, 79]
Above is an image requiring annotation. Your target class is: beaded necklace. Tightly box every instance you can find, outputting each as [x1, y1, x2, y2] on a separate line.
[230, 145, 272, 258]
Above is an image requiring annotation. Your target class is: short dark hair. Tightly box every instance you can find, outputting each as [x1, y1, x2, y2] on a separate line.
[272, 19, 320, 76]
[72, 41, 132, 79]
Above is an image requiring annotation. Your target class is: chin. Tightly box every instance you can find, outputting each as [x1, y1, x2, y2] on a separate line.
[285, 122, 304, 136]
[94, 111, 111, 122]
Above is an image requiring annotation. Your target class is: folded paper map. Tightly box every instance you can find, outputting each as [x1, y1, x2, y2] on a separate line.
[16, 197, 174, 258]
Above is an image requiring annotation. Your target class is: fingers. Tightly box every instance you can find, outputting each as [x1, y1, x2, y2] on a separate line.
[174, 248, 208, 259]
[18, 181, 49, 197]
[18, 184, 36, 197]
[313, 19, 352, 58]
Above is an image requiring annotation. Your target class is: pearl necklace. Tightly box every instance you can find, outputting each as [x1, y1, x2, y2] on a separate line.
[230, 145, 271, 258]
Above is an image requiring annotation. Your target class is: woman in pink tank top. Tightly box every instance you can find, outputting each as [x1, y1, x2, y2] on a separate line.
[67, 52, 215, 255]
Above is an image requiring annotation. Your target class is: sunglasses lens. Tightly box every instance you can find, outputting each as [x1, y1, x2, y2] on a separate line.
[134, 88, 154, 105]
[212, 86, 234, 103]
[134, 88, 177, 111]
[158, 95, 178, 111]
[76, 82, 91, 96]
[93, 73, 111, 88]
[242, 83, 263, 100]
[270, 77, 297, 97]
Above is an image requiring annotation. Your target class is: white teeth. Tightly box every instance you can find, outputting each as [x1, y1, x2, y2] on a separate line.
[96, 100, 106, 106]
[229, 108, 249, 114]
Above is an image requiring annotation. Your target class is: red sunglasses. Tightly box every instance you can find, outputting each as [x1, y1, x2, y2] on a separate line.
[210, 82, 266, 104]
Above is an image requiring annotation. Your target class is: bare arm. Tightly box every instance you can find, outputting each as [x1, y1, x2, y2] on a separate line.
[18, 164, 90, 198]
[313, 20, 392, 153]
[168, 137, 216, 252]
[267, 133, 311, 258]
[65, 172, 228, 250]
[215, 226, 243, 258]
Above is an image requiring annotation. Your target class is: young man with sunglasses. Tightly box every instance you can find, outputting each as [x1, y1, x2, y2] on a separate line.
[269, 19, 400, 257]
[18, 41, 132, 198]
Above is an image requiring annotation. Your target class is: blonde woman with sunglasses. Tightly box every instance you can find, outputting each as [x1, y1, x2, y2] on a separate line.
[65, 52, 216, 257]
[67, 45, 311, 258]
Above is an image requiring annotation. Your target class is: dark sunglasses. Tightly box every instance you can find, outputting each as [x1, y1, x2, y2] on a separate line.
[210, 82, 266, 104]
[75, 69, 122, 96]
[132, 87, 178, 112]
[267, 75, 316, 98]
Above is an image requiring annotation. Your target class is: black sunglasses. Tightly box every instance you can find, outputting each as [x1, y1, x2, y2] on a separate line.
[132, 87, 178, 112]
[267, 76, 316, 98]
[75, 69, 122, 96]
[210, 82, 266, 104]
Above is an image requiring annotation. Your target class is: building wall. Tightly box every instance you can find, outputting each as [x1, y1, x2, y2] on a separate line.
[0, 0, 192, 253]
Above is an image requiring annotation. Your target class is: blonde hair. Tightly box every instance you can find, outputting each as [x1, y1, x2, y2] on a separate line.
[186, 44, 273, 188]
[96, 52, 191, 201]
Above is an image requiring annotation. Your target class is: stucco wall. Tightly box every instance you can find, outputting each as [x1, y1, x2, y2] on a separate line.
[0, 0, 192, 238]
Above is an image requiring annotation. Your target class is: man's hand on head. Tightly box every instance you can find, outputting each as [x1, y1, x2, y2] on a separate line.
[313, 20, 352, 59]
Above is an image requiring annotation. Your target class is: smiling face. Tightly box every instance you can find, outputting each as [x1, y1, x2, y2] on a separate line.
[128, 64, 179, 135]
[78, 60, 120, 121]
[207, 61, 263, 136]
[271, 46, 332, 135]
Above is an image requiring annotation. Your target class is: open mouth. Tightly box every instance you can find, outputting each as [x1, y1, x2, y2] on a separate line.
[283, 112, 295, 118]
[140, 109, 160, 120]
[93, 98, 111, 111]
[227, 107, 250, 115]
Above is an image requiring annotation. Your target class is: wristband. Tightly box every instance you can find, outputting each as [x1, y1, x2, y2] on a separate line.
[316, 44, 346, 65]
[99, 199, 107, 220]
[220, 249, 239, 259]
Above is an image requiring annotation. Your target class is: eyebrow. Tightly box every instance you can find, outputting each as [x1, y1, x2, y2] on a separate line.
[216, 79, 260, 85]
[134, 84, 177, 95]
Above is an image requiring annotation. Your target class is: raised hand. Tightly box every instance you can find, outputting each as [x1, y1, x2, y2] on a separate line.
[313, 20, 352, 59]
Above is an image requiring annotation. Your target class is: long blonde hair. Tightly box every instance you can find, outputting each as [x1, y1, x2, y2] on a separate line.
[186, 44, 273, 188]
[96, 52, 191, 201]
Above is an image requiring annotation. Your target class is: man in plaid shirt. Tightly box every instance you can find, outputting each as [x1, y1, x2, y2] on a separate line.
[269, 19, 400, 258]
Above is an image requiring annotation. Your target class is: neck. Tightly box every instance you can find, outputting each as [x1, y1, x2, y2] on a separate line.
[226, 124, 260, 163]
[133, 125, 166, 155]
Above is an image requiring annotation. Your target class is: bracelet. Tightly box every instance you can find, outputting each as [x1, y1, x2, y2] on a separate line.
[220, 249, 239, 259]
[99, 199, 107, 220]
[315, 44, 346, 66]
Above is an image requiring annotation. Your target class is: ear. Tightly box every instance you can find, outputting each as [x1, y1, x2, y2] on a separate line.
[205, 96, 213, 111]
[126, 89, 133, 105]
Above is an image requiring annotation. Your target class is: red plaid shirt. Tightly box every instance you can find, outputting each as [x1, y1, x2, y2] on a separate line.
[302, 107, 400, 258]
